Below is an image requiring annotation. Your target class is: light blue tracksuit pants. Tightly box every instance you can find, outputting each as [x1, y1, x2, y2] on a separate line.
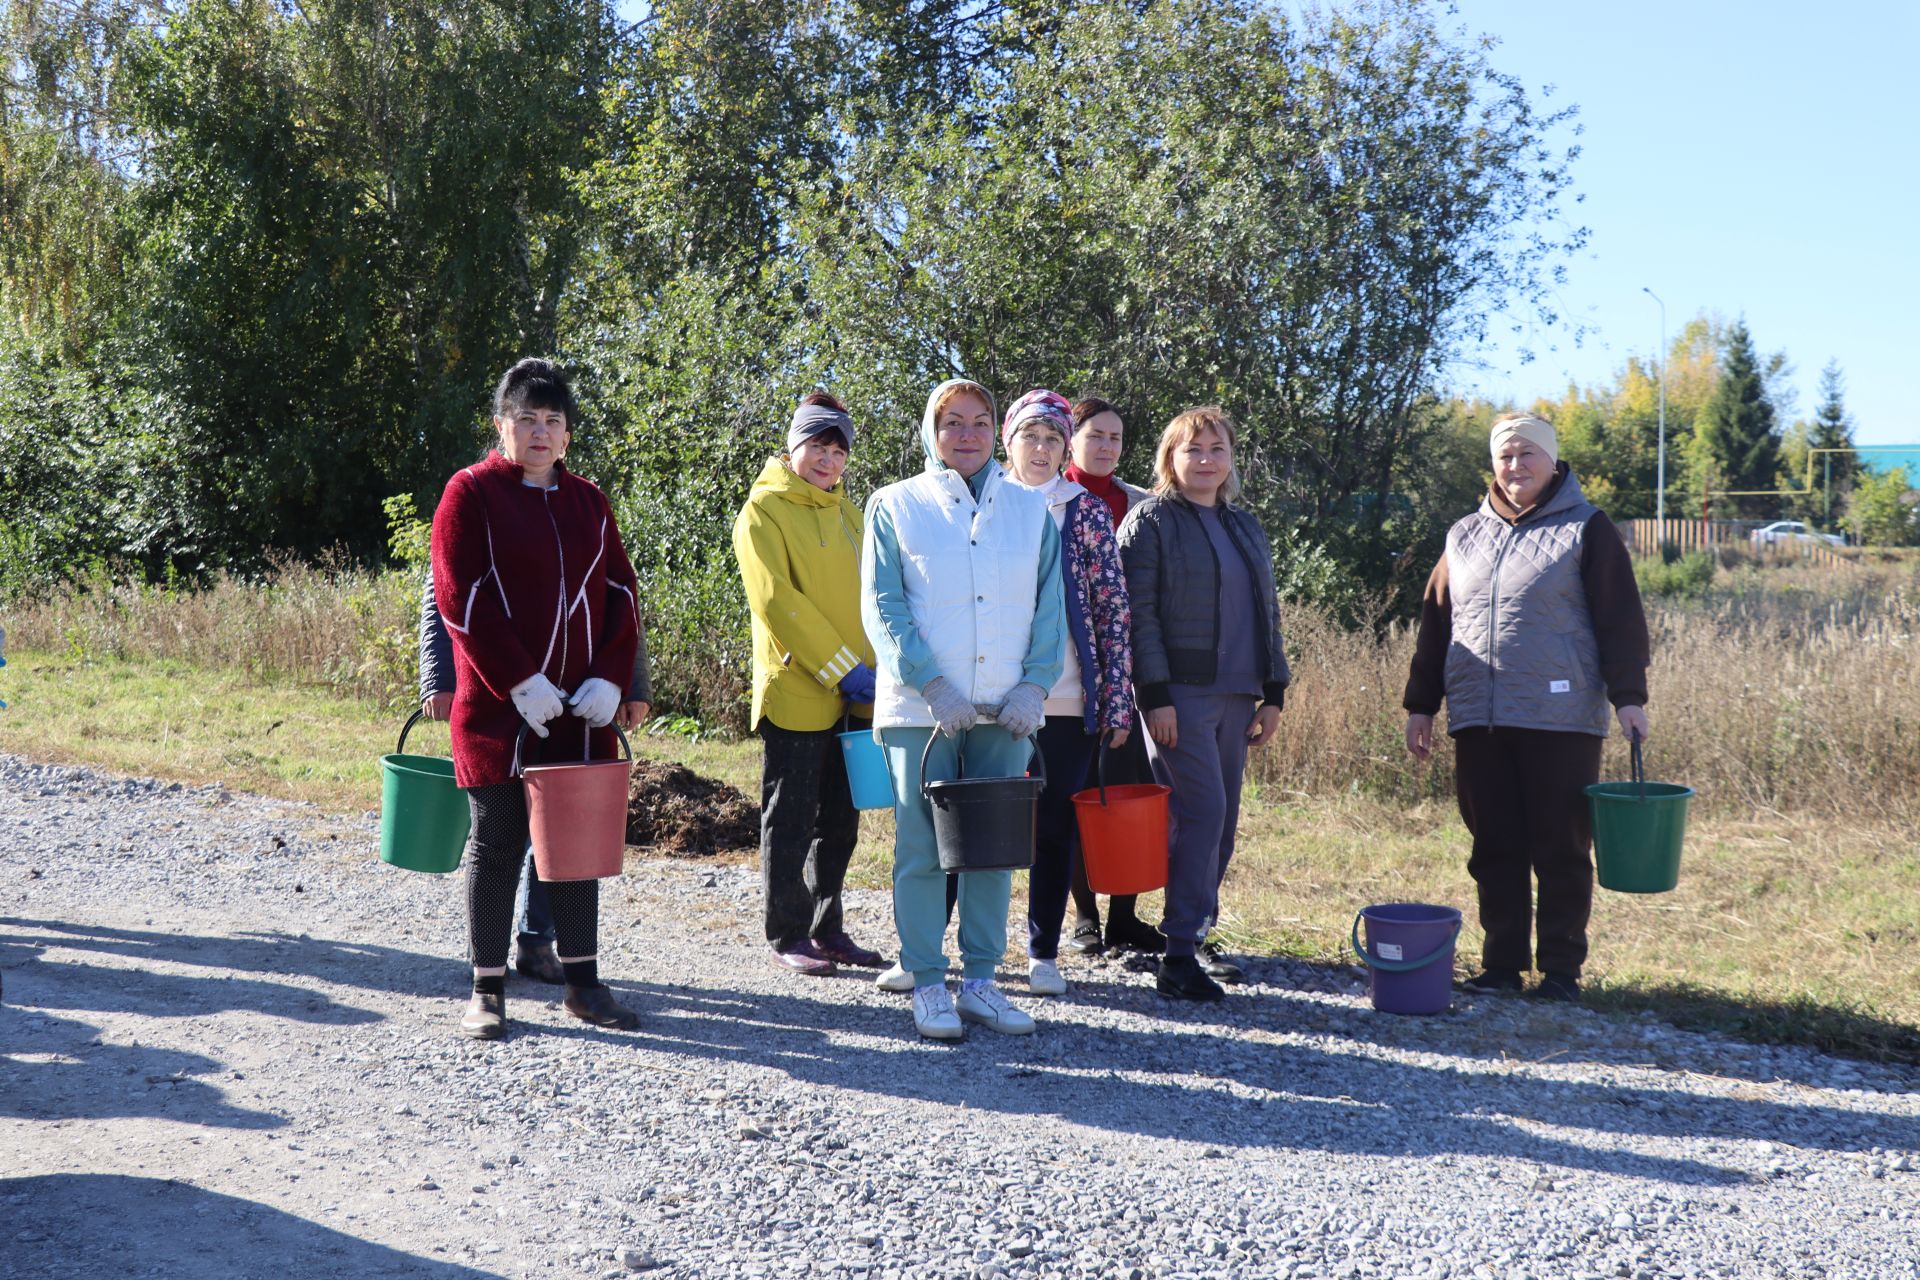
[880, 724, 1034, 987]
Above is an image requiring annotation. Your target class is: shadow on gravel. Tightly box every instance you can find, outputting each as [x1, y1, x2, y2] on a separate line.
[0, 1006, 281, 1129]
[2, 1174, 503, 1279]
[1, 916, 464, 1007]
[586, 979, 1919, 1188]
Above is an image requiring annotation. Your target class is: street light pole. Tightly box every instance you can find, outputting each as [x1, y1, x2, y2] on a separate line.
[1642, 287, 1668, 545]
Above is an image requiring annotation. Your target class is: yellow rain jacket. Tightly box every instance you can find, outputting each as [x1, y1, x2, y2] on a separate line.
[732, 456, 875, 732]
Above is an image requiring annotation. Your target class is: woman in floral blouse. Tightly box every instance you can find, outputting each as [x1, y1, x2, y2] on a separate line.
[1002, 389, 1136, 998]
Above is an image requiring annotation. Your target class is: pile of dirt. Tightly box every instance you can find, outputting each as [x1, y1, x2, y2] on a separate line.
[625, 758, 758, 857]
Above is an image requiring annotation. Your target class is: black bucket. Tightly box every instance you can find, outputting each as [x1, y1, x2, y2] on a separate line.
[920, 732, 1046, 873]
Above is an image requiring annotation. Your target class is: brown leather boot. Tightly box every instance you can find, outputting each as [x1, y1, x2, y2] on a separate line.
[460, 989, 507, 1040]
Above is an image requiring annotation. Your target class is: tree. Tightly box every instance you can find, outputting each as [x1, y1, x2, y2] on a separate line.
[782, 0, 1588, 621]
[1693, 320, 1781, 519]
[1805, 360, 1858, 528]
[1845, 466, 1920, 547]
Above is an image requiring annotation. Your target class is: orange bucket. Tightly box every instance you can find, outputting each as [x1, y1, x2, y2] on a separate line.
[1071, 739, 1170, 895]
[515, 722, 633, 882]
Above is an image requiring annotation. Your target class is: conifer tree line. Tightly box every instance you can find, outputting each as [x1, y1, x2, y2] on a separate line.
[1, 0, 1900, 642]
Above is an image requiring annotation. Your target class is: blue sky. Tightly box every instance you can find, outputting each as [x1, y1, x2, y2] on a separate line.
[1440, 0, 1919, 445]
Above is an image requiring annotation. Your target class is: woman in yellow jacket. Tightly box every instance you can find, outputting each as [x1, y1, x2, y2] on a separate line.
[732, 393, 888, 976]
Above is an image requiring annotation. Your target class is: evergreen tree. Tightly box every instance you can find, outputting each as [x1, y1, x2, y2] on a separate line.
[1694, 320, 1780, 518]
[1807, 359, 1858, 528]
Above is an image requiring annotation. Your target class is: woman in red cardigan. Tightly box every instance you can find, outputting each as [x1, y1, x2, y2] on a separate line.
[430, 358, 644, 1040]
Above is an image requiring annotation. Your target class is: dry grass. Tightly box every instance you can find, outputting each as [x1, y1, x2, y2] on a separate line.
[4, 558, 421, 710]
[1264, 558, 1920, 823]
[10, 556, 1918, 822]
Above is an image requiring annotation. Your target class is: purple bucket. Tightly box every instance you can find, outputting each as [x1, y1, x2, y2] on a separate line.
[1350, 903, 1462, 1015]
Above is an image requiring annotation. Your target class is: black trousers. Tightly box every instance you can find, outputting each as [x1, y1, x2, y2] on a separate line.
[758, 717, 863, 950]
[465, 783, 597, 969]
[1026, 716, 1102, 959]
[1452, 726, 1604, 977]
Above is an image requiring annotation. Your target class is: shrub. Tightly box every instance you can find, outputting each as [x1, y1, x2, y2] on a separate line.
[1634, 550, 1716, 599]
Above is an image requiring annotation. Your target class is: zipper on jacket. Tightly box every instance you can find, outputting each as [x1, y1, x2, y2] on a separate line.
[543, 488, 568, 680]
[1223, 507, 1276, 683]
[1485, 523, 1516, 728]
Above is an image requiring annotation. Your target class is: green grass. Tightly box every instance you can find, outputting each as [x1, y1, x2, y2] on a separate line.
[4, 647, 1917, 1063]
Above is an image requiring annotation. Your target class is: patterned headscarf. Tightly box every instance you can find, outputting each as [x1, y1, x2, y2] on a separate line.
[1000, 389, 1074, 453]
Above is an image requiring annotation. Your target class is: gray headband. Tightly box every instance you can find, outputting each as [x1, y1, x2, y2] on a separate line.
[787, 404, 855, 452]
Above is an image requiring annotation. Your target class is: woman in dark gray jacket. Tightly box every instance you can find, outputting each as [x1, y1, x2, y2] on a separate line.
[1117, 406, 1289, 1001]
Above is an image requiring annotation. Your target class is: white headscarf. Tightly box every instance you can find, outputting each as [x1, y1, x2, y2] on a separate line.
[1489, 413, 1558, 465]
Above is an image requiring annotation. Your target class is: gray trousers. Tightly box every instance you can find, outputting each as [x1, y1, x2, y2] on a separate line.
[1144, 688, 1258, 956]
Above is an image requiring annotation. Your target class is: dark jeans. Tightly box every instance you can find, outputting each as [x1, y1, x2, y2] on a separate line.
[1026, 717, 1102, 959]
[1070, 710, 1155, 930]
[1453, 726, 1605, 977]
[465, 783, 597, 969]
[517, 853, 555, 948]
[1144, 690, 1257, 957]
[758, 717, 863, 950]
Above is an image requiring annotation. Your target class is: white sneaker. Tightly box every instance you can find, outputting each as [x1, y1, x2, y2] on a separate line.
[875, 961, 914, 993]
[1027, 958, 1067, 996]
[956, 980, 1035, 1035]
[912, 985, 963, 1040]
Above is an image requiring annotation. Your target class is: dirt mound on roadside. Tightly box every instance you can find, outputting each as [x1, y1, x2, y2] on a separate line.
[625, 758, 758, 857]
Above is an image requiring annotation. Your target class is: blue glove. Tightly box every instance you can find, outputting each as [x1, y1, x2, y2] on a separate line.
[838, 663, 876, 705]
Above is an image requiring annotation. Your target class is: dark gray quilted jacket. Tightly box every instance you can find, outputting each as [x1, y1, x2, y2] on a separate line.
[1443, 471, 1609, 736]
[1117, 494, 1289, 711]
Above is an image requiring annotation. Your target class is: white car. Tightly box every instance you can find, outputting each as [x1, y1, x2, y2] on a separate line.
[1750, 520, 1845, 548]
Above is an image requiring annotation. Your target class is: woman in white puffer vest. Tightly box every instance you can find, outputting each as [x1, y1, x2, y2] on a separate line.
[861, 378, 1067, 1041]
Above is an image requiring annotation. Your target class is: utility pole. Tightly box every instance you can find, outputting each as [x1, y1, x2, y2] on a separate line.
[1643, 287, 1668, 546]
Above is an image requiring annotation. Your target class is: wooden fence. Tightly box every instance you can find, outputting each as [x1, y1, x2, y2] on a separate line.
[1620, 518, 1851, 568]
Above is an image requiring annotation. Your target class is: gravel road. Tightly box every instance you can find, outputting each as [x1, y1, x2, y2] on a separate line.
[4, 753, 1917, 1280]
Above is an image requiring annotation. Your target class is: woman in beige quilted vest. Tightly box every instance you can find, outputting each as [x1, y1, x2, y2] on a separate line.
[1401, 413, 1651, 1004]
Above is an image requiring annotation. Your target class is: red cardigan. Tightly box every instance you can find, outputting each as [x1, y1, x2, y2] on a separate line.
[429, 451, 641, 787]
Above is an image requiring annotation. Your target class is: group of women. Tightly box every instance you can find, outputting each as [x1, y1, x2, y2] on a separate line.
[427, 358, 1651, 1042]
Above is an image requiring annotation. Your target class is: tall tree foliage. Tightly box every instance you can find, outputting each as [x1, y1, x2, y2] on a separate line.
[1693, 320, 1781, 519]
[1, 0, 623, 577]
[1805, 359, 1858, 525]
[4, 0, 1598, 714]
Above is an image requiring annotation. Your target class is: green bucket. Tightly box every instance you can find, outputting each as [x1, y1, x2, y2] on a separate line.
[1585, 735, 1693, 894]
[379, 710, 471, 874]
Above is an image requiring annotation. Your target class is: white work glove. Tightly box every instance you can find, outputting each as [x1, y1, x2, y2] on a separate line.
[567, 677, 621, 729]
[994, 682, 1047, 739]
[509, 673, 566, 739]
[921, 675, 978, 738]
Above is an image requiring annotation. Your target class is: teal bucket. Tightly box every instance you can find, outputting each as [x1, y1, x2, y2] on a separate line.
[838, 724, 895, 811]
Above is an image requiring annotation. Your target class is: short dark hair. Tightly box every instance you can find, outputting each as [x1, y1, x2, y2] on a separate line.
[494, 358, 578, 429]
[799, 390, 848, 413]
[1071, 396, 1120, 432]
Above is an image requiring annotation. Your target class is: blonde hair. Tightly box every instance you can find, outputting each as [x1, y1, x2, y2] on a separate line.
[1152, 406, 1242, 503]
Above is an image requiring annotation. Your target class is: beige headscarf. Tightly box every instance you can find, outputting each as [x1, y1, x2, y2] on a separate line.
[1489, 413, 1558, 465]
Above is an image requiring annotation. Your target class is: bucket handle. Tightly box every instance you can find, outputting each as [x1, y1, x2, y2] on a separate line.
[1630, 729, 1645, 803]
[1349, 910, 1462, 974]
[512, 718, 633, 778]
[1090, 729, 1128, 806]
[919, 728, 1048, 799]
[395, 707, 440, 757]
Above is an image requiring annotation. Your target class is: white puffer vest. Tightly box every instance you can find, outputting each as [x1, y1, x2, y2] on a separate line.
[868, 461, 1053, 729]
